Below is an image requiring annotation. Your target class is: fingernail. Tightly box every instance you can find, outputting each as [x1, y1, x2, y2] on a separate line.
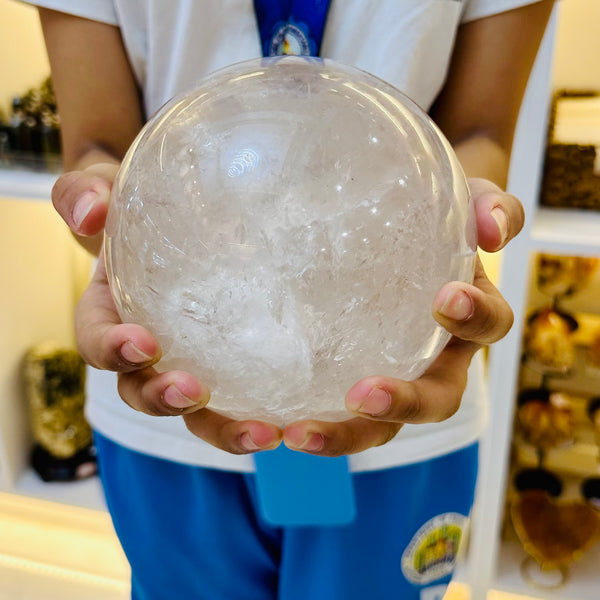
[491, 206, 508, 246]
[357, 387, 391, 416]
[297, 432, 325, 452]
[163, 384, 197, 409]
[435, 289, 474, 321]
[120, 340, 153, 365]
[286, 431, 325, 452]
[241, 431, 280, 452]
[240, 431, 261, 451]
[72, 191, 98, 228]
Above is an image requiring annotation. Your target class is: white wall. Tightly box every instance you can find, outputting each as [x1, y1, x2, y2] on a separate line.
[553, 0, 600, 89]
[0, 198, 83, 486]
[0, 0, 50, 117]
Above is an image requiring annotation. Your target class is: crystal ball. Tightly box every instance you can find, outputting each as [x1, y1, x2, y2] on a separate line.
[105, 57, 477, 426]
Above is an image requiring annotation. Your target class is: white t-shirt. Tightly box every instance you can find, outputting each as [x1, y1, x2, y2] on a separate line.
[25, 0, 538, 472]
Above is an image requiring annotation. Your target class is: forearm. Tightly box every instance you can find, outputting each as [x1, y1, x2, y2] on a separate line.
[430, 1, 554, 191]
[38, 8, 144, 255]
[452, 134, 511, 189]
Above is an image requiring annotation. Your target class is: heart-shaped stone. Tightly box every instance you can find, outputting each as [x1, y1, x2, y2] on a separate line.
[511, 490, 600, 568]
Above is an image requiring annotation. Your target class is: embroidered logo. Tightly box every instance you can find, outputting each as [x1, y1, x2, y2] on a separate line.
[401, 513, 468, 584]
[269, 21, 312, 56]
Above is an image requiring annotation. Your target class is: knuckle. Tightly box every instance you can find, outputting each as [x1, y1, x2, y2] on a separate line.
[141, 403, 167, 417]
[222, 442, 248, 456]
[182, 415, 246, 454]
[74, 329, 107, 371]
[181, 415, 208, 442]
[375, 423, 402, 447]
[474, 310, 499, 340]
[319, 431, 355, 457]
[474, 302, 513, 343]
[339, 430, 361, 456]
[116, 373, 162, 417]
[396, 387, 422, 422]
[115, 383, 146, 415]
[98, 340, 129, 371]
[437, 394, 462, 422]
[498, 305, 515, 339]
[182, 418, 202, 439]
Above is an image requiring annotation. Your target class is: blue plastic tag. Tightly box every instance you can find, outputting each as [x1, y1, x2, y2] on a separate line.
[253, 444, 356, 526]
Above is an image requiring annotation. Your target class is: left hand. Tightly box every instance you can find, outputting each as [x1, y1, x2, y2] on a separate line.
[281, 178, 524, 456]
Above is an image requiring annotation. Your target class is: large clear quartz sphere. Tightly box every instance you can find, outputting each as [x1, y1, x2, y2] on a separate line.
[105, 57, 477, 425]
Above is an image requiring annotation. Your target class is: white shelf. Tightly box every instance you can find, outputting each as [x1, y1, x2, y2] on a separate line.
[468, 10, 600, 600]
[14, 469, 107, 512]
[0, 168, 57, 200]
[531, 208, 600, 255]
[494, 539, 600, 600]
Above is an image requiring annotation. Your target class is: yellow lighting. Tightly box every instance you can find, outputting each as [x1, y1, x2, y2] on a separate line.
[0, 553, 129, 592]
[0, 492, 130, 589]
[488, 591, 546, 600]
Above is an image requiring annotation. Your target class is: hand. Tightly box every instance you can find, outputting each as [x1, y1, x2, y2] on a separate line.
[54, 166, 283, 454]
[281, 178, 525, 456]
[56, 170, 522, 457]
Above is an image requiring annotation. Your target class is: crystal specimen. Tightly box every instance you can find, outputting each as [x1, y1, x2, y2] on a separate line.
[105, 57, 476, 425]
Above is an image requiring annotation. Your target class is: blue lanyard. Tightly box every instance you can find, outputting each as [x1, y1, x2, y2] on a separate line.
[251, 0, 355, 528]
[254, 0, 332, 57]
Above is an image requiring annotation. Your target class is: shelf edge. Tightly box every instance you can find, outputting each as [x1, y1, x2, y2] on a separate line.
[0, 169, 58, 201]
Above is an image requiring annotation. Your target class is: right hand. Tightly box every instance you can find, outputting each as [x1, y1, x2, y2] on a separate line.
[52, 166, 283, 454]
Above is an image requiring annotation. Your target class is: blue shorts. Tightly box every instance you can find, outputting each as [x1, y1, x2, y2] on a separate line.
[94, 432, 478, 600]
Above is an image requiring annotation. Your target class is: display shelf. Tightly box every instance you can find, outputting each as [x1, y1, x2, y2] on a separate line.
[494, 539, 600, 600]
[0, 177, 97, 514]
[519, 346, 600, 400]
[531, 208, 600, 255]
[13, 469, 106, 513]
[493, 264, 600, 600]
[467, 14, 560, 599]
[514, 441, 598, 479]
[467, 9, 600, 599]
[497, 467, 600, 600]
[0, 167, 57, 200]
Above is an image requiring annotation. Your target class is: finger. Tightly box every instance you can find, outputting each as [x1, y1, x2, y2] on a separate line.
[345, 337, 478, 424]
[432, 256, 514, 344]
[283, 418, 402, 457]
[52, 163, 118, 236]
[117, 367, 210, 416]
[75, 259, 160, 371]
[469, 178, 525, 252]
[184, 411, 282, 455]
